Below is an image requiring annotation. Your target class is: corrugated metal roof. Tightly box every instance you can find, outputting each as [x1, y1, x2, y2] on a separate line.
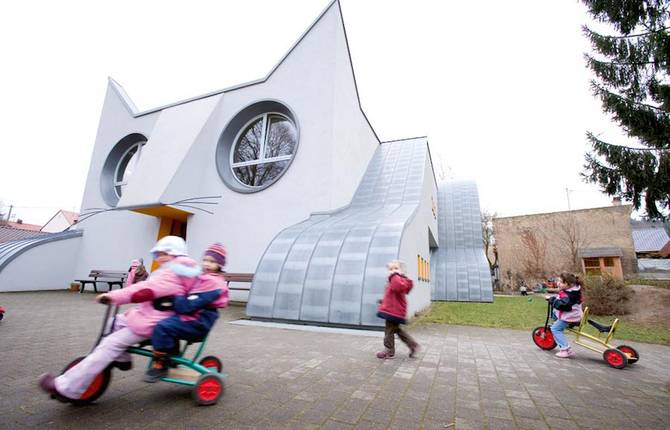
[579, 247, 623, 258]
[0, 226, 50, 243]
[0, 230, 83, 272]
[632, 228, 670, 253]
[432, 181, 493, 302]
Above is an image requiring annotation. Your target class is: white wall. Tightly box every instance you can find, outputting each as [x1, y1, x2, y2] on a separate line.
[0, 237, 82, 291]
[400, 154, 438, 320]
[41, 212, 70, 233]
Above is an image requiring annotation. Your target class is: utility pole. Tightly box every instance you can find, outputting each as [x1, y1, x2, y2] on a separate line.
[565, 188, 573, 211]
[6, 205, 13, 223]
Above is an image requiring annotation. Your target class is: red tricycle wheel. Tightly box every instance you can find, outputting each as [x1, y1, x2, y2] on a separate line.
[193, 374, 224, 406]
[616, 345, 639, 364]
[603, 348, 628, 369]
[199, 355, 223, 373]
[532, 327, 557, 351]
[61, 356, 112, 405]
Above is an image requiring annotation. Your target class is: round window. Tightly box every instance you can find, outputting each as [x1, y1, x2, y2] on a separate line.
[114, 141, 145, 198]
[216, 101, 299, 193]
[100, 133, 148, 206]
[231, 113, 297, 187]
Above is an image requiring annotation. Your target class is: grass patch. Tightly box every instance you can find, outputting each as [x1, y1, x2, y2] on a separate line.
[416, 295, 670, 345]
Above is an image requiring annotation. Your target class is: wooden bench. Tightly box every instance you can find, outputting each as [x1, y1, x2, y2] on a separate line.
[223, 272, 254, 292]
[76, 270, 128, 293]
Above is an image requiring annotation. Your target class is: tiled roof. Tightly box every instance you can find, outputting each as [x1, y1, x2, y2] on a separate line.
[632, 228, 670, 253]
[3, 221, 42, 231]
[0, 226, 50, 243]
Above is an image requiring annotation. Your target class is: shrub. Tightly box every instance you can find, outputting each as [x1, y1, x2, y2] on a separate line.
[583, 275, 633, 315]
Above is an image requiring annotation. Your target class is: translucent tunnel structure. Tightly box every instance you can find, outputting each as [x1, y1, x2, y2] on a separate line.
[247, 138, 431, 327]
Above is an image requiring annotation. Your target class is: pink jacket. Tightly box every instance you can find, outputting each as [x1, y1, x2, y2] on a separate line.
[178, 272, 229, 322]
[555, 286, 583, 323]
[106, 256, 201, 337]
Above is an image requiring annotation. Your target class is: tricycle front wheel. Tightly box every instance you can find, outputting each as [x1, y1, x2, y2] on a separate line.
[532, 326, 557, 350]
[60, 356, 112, 405]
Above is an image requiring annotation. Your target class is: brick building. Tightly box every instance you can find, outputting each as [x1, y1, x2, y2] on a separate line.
[493, 204, 637, 282]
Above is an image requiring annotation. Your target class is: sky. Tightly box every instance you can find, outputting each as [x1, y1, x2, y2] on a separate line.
[0, 0, 634, 225]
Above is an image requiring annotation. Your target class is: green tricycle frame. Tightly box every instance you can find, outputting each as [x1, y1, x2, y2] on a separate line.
[58, 304, 226, 406]
[532, 299, 640, 369]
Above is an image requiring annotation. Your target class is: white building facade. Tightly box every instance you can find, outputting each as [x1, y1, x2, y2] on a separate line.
[0, 0, 492, 327]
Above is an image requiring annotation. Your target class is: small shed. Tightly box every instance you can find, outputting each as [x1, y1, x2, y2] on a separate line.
[579, 247, 624, 279]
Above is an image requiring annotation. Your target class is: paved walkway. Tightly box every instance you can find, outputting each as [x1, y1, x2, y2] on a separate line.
[0, 291, 669, 430]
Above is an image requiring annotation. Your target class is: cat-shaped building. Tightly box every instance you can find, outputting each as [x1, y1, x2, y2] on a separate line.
[0, 0, 492, 326]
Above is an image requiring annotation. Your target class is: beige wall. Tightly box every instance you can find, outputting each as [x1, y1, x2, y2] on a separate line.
[493, 205, 637, 281]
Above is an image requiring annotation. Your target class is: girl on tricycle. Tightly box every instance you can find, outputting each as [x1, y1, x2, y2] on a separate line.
[38, 236, 227, 405]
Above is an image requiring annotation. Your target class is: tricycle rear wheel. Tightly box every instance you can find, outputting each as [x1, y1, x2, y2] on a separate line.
[193, 373, 224, 406]
[603, 348, 628, 369]
[532, 327, 557, 350]
[616, 345, 639, 364]
[60, 356, 112, 405]
[199, 355, 223, 373]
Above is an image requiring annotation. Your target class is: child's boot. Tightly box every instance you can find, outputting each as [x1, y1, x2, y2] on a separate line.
[144, 352, 169, 382]
[555, 348, 574, 359]
[376, 350, 395, 359]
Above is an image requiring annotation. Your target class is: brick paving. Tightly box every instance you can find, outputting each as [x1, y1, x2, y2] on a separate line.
[0, 291, 669, 430]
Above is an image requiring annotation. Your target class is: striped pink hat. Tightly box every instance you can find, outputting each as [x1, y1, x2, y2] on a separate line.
[205, 243, 227, 267]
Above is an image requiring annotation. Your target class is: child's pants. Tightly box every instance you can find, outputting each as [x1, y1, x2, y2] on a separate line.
[384, 320, 417, 355]
[550, 319, 571, 349]
[152, 316, 209, 353]
[55, 314, 146, 399]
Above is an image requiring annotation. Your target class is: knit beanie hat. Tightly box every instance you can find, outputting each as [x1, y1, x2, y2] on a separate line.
[205, 243, 227, 268]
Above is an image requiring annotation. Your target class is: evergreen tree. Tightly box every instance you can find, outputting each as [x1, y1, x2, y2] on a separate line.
[581, 0, 670, 219]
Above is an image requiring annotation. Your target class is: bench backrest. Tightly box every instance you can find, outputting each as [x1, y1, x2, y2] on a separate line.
[89, 270, 128, 280]
[223, 272, 254, 283]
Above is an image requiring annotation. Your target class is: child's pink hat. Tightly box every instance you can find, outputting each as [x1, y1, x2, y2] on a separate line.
[205, 243, 227, 267]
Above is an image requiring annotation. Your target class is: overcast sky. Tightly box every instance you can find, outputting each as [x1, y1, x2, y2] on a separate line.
[0, 0, 632, 225]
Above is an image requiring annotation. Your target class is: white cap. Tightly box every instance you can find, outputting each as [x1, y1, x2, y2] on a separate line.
[150, 236, 188, 257]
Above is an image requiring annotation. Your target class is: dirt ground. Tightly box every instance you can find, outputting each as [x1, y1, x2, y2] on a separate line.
[626, 285, 670, 327]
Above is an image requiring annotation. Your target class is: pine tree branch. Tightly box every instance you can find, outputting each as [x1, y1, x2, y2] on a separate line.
[592, 84, 669, 113]
[583, 25, 670, 40]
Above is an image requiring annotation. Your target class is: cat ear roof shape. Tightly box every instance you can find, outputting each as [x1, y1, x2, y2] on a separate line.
[107, 77, 139, 116]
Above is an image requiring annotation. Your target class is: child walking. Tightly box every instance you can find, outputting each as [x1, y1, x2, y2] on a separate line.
[145, 243, 229, 381]
[548, 272, 583, 358]
[38, 236, 201, 401]
[376, 260, 419, 359]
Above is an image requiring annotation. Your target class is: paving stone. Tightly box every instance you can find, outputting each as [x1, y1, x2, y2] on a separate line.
[1, 291, 669, 430]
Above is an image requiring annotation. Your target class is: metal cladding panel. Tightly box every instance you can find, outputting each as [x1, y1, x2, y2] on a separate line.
[247, 138, 428, 326]
[432, 180, 493, 302]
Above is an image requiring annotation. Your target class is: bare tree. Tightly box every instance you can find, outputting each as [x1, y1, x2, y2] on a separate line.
[553, 216, 589, 273]
[481, 211, 498, 274]
[518, 228, 547, 278]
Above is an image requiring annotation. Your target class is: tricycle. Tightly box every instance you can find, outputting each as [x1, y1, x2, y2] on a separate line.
[532, 298, 640, 369]
[56, 304, 226, 406]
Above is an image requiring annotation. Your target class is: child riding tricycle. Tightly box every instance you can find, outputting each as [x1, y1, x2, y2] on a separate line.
[531, 273, 639, 369]
[38, 237, 229, 405]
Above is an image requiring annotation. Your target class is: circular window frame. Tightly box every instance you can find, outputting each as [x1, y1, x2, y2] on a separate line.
[216, 100, 300, 194]
[100, 133, 148, 206]
[229, 112, 297, 189]
[113, 141, 145, 199]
